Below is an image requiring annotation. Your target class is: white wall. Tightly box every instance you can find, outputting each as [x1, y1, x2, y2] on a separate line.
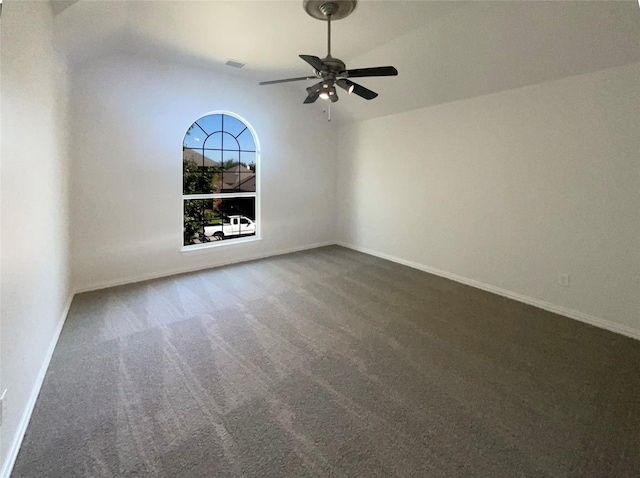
[0, 1, 71, 475]
[69, 54, 336, 291]
[338, 63, 640, 337]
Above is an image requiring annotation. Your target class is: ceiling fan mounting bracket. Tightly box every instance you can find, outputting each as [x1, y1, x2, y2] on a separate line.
[303, 0, 357, 21]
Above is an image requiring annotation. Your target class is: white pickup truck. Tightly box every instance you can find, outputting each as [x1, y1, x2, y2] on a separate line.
[204, 215, 256, 241]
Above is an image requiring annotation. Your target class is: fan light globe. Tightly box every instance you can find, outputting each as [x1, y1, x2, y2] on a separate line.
[319, 82, 336, 100]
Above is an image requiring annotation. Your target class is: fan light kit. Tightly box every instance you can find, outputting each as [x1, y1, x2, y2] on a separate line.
[260, 0, 398, 106]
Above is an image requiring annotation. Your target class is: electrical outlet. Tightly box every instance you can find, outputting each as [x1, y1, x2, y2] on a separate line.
[558, 273, 571, 287]
[0, 389, 6, 427]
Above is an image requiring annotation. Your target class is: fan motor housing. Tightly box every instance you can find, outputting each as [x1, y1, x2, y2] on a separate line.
[320, 57, 346, 76]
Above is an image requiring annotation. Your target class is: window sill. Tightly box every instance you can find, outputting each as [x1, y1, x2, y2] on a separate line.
[180, 235, 261, 254]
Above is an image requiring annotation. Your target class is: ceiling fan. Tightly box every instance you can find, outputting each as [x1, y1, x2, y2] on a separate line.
[259, 0, 398, 104]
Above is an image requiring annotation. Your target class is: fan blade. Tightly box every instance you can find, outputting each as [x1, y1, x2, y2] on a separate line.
[299, 54, 326, 72]
[260, 75, 318, 85]
[336, 79, 378, 100]
[303, 81, 323, 104]
[344, 66, 398, 78]
[306, 81, 323, 94]
[303, 91, 320, 104]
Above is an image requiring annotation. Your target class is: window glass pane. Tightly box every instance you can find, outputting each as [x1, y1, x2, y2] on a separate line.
[184, 222, 206, 245]
[198, 197, 256, 242]
[183, 199, 205, 245]
[201, 151, 221, 168]
[183, 199, 218, 246]
[220, 151, 240, 169]
[183, 154, 200, 195]
[241, 152, 257, 176]
[221, 132, 240, 152]
[203, 132, 223, 151]
[223, 114, 248, 138]
[183, 197, 256, 244]
[196, 114, 222, 136]
[220, 152, 255, 193]
[208, 166, 223, 194]
[217, 197, 256, 222]
[222, 166, 255, 192]
[237, 128, 256, 152]
[183, 123, 207, 149]
[183, 155, 221, 195]
[183, 148, 204, 168]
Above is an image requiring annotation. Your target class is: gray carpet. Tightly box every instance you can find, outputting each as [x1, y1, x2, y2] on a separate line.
[12, 246, 640, 477]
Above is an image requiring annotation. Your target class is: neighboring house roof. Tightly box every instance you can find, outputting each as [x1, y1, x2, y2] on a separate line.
[183, 148, 218, 168]
[222, 165, 255, 192]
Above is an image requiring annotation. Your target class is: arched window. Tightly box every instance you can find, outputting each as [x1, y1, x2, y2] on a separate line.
[182, 112, 259, 247]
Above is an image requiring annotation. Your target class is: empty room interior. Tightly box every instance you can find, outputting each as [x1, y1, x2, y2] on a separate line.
[1, 0, 640, 476]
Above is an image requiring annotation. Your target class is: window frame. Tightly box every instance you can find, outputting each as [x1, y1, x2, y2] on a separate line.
[181, 111, 260, 252]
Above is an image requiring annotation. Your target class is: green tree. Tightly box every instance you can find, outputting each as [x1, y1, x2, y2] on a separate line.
[183, 158, 221, 244]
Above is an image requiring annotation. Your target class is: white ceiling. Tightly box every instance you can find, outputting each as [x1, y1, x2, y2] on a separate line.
[53, 0, 640, 122]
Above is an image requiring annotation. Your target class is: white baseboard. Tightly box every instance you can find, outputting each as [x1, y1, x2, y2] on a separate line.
[74, 241, 335, 294]
[1, 293, 74, 478]
[339, 242, 640, 341]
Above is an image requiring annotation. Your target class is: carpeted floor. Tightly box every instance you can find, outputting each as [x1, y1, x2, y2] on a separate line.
[12, 246, 640, 477]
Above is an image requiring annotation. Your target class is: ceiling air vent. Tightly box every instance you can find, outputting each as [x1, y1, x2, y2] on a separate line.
[225, 60, 245, 69]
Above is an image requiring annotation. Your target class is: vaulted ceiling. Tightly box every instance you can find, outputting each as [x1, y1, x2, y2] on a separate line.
[53, 0, 640, 122]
